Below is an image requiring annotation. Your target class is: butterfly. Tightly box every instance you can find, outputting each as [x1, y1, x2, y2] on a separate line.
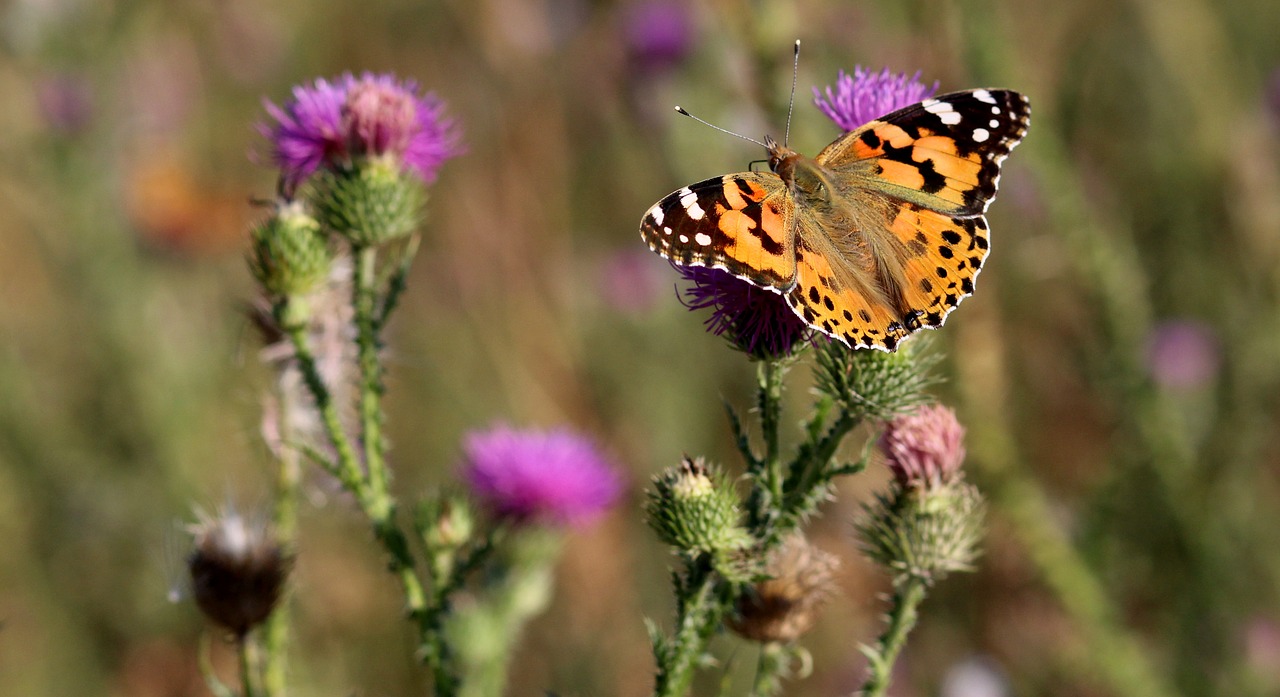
[640, 89, 1030, 351]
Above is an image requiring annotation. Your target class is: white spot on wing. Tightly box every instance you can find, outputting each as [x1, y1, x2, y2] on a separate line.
[679, 234, 689, 243]
[694, 233, 712, 246]
[989, 119, 1000, 127]
[679, 188, 705, 220]
[663, 226, 672, 235]
[973, 89, 997, 104]
[972, 128, 990, 143]
[649, 205, 664, 226]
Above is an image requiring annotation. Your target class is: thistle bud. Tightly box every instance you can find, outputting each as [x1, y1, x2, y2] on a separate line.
[728, 534, 840, 643]
[645, 457, 750, 554]
[813, 337, 938, 421]
[312, 157, 424, 247]
[248, 200, 331, 297]
[187, 507, 292, 637]
[856, 405, 985, 586]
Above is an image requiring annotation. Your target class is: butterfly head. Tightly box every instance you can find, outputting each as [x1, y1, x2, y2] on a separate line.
[763, 135, 800, 181]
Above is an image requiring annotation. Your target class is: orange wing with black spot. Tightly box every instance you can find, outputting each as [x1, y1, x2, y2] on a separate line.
[640, 172, 797, 290]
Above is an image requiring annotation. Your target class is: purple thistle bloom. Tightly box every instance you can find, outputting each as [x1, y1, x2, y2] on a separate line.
[813, 66, 939, 131]
[1145, 320, 1221, 390]
[677, 264, 811, 360]
[622, 1, 694, 75]
[262, 72, 462, 189]
[461, 425, 624, 528]
[879, 404, 967, 490]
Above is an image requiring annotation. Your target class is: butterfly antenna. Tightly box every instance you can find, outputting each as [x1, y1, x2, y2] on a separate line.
[784, 39, 800, 147]
[674, 106, 767, 148]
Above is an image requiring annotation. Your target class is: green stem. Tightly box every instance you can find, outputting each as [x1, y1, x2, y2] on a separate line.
[860, 578, 927, 697]
[238, 633, 259, 697]
[261, 374, 303, 697]
[283, 316, 365, 496]
[750, 643, 788, 697]
[654, 557, 727, 697]
[353, 246, 389, 508]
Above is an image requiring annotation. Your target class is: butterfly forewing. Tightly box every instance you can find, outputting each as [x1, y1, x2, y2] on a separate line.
[640, 172, 797, 290]
[817, 89, 1030, 216]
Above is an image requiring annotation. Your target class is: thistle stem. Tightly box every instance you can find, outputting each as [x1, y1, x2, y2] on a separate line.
[238, 633, 260, 697]
[654, 557, 727, 697]
[354, 246, 389, 508]
[859, 578, 927, 697]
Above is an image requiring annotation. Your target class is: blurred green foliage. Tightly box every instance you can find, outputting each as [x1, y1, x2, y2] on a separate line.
[2, 0, 1280, 695]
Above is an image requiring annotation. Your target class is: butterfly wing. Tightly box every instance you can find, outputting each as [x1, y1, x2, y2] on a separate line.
[640, 172, 797, 290]
[784, 89, 1030, 350]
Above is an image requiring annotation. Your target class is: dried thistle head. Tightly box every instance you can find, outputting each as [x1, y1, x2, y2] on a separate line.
[728, 534, 840, 644]
[187, 506, 292, 637]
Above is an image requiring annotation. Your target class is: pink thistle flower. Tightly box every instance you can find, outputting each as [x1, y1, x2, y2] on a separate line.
[813, 66, 939, 131]
[461, 425, 624, 528]
[879, 404, 967, 489]
[261, 72, 462, 190]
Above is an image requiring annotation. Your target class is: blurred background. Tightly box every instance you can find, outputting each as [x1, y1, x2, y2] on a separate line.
[3, 0, 1280, 695]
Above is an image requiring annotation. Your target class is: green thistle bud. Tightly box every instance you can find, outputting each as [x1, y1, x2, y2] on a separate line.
[248, 201, 332, 297]
[312, 156, 424, 247]
[416, 494, 475, 553]
[645, 457, 751, 554]
[813, 336, 939, 421]
[856, 481, 985, 586]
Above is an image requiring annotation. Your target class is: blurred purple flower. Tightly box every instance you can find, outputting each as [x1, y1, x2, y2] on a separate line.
[37, 74, 93, 135]
[598, 249, 667, 313]
[262, 72, 462, 189]
[678, 265, 810, 360]
[813, 66, 939, 131]
[1267, 67, 1280, 129]
[461, 425, 624, 528]
[622, 1, 694, 75]
[879, 404, 967, 489]
[1145, 320, 1221, 389]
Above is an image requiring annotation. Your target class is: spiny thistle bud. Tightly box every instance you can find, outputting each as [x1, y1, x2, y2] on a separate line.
[416, 494, 476, 553]
[248, 200, 331, 298]
[728, 534, 840, 643]
[856, 405, 984, 586]
[312, 157, 424, 247]
[187, 507, 292, 637]
[813, 336, 939, 421]
[645, 457, 751, 554]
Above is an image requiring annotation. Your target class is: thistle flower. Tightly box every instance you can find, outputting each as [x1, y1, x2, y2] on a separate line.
[813, 336, 939, 420]
[728, 534, 840, 643]
[622, 1, 694, 76]
[879, 404, 967, 490]
[262, 72, 462, 190]
[813, 66, 939, 131]
[1145, 320, 1221, 390]
[187, 506, 292, 637]
[461, 425, 624, 528]
[678, 265, 810, 360]
[858, 405, 984, 586]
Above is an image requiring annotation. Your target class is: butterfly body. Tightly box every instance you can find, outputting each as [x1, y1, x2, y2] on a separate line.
[642, 89, 1030, 351]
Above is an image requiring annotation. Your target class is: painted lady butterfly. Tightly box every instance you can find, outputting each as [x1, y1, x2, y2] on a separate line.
[641, 89, 1030, 351]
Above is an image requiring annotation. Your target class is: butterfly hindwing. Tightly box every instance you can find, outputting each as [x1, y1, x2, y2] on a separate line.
[640, 172, 797, 290]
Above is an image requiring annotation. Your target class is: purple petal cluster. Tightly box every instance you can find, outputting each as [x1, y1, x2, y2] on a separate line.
[262, 72, 462, 189]
[813, 66, 939, 131]
[677, 264, 811, 360]
[622, 1, 695, 75]
[879, 404, 967, 490]
[461, 425, 624, 528]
